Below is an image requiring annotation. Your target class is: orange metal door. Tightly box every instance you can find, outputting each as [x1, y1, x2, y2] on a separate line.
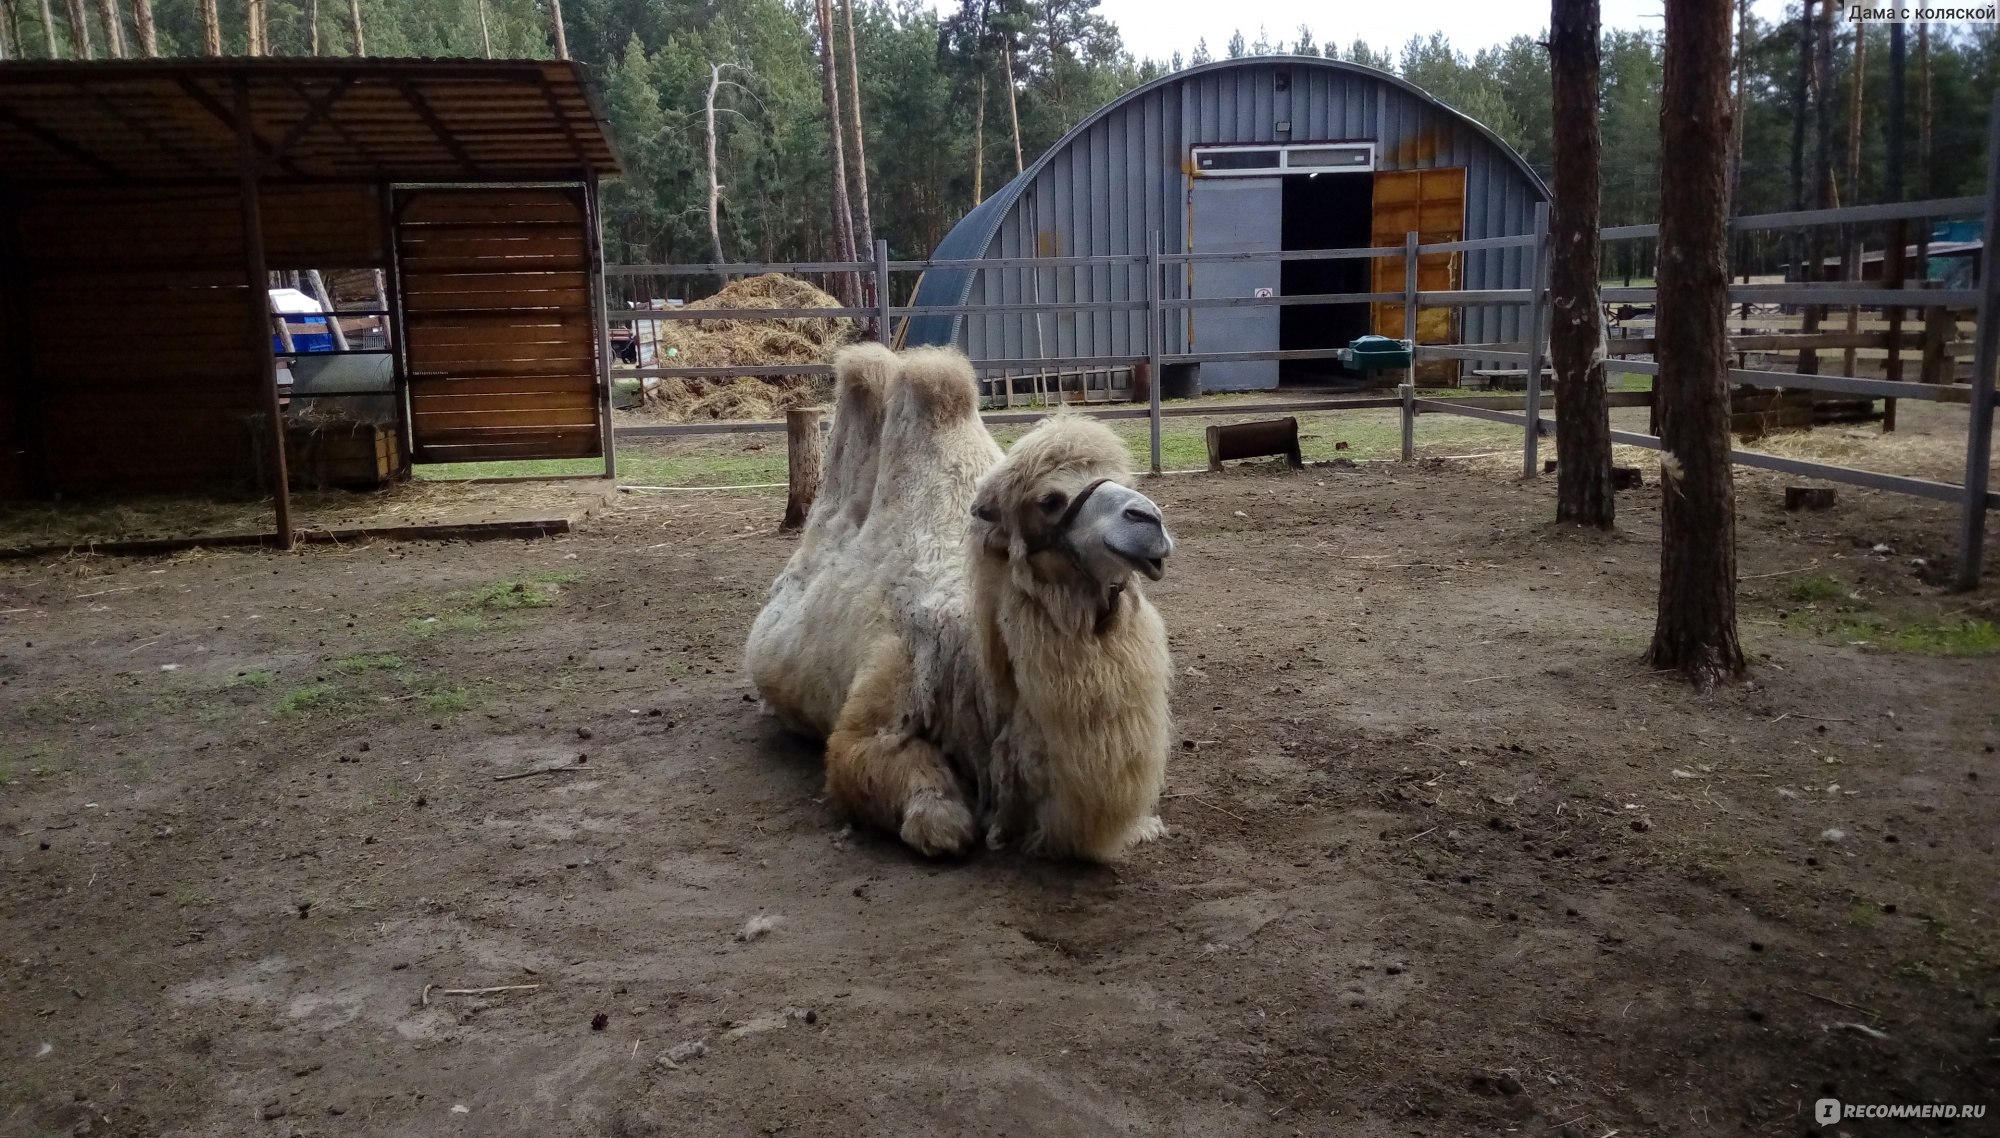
[1370, 169, 1467, 368]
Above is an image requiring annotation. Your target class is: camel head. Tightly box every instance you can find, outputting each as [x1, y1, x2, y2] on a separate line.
[969, 416, 1174, 605]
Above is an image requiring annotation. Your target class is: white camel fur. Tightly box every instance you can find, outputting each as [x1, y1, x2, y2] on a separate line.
[743, 343, 1175, 861]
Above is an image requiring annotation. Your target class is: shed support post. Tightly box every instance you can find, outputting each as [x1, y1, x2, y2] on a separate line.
[380, 183, 411, 467]
[234, 76, 292, 549]
[1401, 230, 1418, 462]
[1522, 200, 1552, 479]
[586, 174, 615, 480]
[873, 237, 892, 345]
[1146, 229, 1162, 476]
[1955, 93, 2000, 589]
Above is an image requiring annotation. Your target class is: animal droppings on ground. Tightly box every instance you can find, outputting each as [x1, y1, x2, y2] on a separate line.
[734, 914, 783, 942]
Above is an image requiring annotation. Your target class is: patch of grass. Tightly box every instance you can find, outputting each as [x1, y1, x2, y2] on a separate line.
[232, 669, 277, 688]
[173, 885, 208, 908]
[276, 682, 342, 716]
[416, 457, 606, 481]
[405, 612, 488, 637]
[332, 653, 404, 675]
[462, 571, 579, 612]
[0, 760, 12, 787]
[1792, 615, 2000, 656]
[1787, 573, 1848, 604]
[422, 686, 478, 714]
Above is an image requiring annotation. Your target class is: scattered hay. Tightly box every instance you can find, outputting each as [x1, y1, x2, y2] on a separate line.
[639, 275, 854, 422]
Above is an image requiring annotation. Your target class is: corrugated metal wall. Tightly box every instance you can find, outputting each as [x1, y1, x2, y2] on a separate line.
[914, 58, 1548, 375]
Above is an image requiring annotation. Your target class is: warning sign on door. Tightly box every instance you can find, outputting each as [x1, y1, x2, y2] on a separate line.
[1253, 287, 1273, 298]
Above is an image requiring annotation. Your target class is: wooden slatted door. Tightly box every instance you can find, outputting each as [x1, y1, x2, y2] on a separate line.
[395, 188, 603, 464]
[1370, 168, 1467, 380]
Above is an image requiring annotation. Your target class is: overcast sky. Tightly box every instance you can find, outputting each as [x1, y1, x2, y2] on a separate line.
[925, 0, 1799, 65]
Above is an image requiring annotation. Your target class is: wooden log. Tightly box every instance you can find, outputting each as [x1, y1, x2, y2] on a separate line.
[780, 406, 824, 532]
[1612, 466, 1643, 490]
[1205, 417, 1302, 473]
[1785, 486, 1837, 511]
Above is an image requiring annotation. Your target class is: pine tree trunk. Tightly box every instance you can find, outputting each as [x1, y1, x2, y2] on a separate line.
[131, 0, 154, 54]
[306, 0, 318, 54]
[972, 70, 986, 202]
[477, 0, 491, 57]
[842, 0, 875, 255]
[199, 0, 218, 53]
[815, 0, 859, 302]
[1787, 0, 1810, 288]
[91, 0, 118, 55]
[39, 0, 58, 56]
[547, 0, 567, 58]
[1814, 2, 1834, 207]
[345, 0, 361, 54]
[1917, 22, 1931, 197]
[62, 0, 88, 57]
[244, 0, 262, 55]
[1650, 0, 1747, 688]
[705, 63, 727, 267]
[1845, 24, 1866, 201]
[1842, 21, 1866, 378]
[1003, 46, 1024, 173]
[1729, 0, 1749, 207]
[1551, 0, 1613, 528]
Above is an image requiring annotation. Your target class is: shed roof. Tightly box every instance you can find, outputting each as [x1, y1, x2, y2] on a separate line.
[0, 58, 620, 186]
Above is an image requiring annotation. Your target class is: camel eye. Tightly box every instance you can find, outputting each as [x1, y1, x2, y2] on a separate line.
[1037, 491, 1067, 513]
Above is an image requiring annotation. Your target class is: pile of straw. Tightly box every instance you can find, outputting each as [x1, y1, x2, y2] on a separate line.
[639, 275, 856, 422]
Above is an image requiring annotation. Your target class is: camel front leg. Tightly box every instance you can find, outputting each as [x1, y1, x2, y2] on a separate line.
[824, 638, 975, 858]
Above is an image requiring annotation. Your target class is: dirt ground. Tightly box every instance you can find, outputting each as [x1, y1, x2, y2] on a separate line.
[3, 452, 1997, 1137]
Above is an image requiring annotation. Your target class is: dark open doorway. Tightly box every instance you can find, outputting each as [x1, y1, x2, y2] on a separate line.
[1280, 172, 1374, 386]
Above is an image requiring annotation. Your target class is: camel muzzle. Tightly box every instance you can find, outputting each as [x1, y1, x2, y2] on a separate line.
[1072, 481, 1173, 582]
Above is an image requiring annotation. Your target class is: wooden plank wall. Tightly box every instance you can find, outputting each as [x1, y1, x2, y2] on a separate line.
[7, 184, 384, 496]
[395, 188, 602, 464]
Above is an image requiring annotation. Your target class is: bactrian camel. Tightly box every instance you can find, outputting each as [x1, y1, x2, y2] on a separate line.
[743, 344, 1175, 861]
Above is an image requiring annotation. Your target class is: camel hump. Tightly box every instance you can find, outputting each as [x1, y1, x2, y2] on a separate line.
[893, 347, 981, 426]
[832, 342, 898, 413]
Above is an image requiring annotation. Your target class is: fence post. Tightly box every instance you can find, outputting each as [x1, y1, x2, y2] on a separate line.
[1147, 229, 1163, 476]
[873, 237, 892, 346]
[781, 406, 824, 533]
[1956, 93, 2000, 589]
[1401, 230, 1418, 461]
[1521, 200, 1552, 479]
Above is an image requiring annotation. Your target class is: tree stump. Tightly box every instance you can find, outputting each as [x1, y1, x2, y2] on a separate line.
[1784, 486, 1836, 511]
[1612, 466, 1643, 490]
[781, 407, 825, 532]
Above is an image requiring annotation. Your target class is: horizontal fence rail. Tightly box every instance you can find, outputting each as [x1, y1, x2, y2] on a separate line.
[601, 189, 1995, 581]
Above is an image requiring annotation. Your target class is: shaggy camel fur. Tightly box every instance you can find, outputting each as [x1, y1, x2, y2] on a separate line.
[743, 344, 1174, 861]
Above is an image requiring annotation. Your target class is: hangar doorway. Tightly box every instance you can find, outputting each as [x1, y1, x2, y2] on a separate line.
[1278, 172, 1375, 387]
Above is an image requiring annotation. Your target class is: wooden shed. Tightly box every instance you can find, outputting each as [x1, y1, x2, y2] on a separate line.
[0, 58, 622, 546]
